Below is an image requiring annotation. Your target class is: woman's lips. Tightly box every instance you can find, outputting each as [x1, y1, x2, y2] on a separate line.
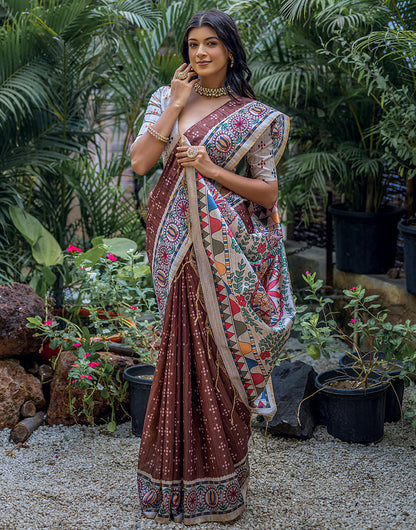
[197, 61, 210, 66]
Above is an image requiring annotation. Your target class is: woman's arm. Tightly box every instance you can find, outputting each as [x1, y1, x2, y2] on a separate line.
[130, 64, 198, 175]
[176, 148, 278, 210]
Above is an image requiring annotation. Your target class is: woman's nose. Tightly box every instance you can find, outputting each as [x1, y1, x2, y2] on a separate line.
[196, 44, 206, 56]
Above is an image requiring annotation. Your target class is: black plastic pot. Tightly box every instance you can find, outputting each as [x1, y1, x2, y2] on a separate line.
[339, 353, 404, 423]
[123, 364, 155, 437]
[328, 204, 404, 274]
[315, 368, 389, 443]
[398, 221, 416, 295]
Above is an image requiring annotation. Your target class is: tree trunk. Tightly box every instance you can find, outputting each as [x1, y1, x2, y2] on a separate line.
[20, 400, 36, 418]
[9, 412, 46, 443]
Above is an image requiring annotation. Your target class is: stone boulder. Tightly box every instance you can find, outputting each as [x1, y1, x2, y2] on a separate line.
[0, 360, 46, 429]
[0, 283, 45, 359]
[47, 350, 135, 426]
[257, 360, 318, 438]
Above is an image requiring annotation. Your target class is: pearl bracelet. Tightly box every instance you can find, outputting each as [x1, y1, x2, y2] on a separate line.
[147, 125, 169, 144]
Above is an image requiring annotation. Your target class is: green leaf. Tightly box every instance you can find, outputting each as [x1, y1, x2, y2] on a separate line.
[74, 245, 105, 267]
[91, 236, 105, 247]
[107, 420, 116, 433]
[9, 206, 63, 266]
[9, 205, 42, 245]
[307, 345, 321, 360]
[101, 389, 110, 399]
[41, 266, 57, 286]
[102, 237, 137, 258]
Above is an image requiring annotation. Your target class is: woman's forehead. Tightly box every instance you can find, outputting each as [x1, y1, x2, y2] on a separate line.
[188, 25, 219, 42]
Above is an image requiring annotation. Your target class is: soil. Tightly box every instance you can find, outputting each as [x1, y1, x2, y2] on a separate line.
[327, 379, 378, 390]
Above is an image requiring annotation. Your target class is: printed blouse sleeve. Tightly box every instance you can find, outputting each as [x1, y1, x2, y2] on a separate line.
[135, 88, 163, 141]
[245, 126, 278, 182]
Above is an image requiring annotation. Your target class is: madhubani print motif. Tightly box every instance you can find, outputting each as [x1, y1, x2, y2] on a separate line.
[152, 175, 190, 320]
[197, 175, 295, 408]
[203, 102, 277, 169]
[138, 457, 249, 524]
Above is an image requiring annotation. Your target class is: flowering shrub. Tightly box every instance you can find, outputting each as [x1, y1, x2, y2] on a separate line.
[294, 272, 416, 387]
[27, 238, 160, 431]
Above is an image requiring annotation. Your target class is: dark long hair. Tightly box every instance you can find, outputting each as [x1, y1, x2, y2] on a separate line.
[181, 9, 256, 99]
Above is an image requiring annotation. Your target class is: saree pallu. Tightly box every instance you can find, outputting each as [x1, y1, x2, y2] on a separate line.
[137, 97, 296, 525]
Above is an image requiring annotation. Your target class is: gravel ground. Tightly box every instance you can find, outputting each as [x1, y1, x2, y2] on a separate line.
[1, 339, 415, 530]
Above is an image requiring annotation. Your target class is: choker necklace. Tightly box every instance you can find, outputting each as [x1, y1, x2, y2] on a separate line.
[194, 82, 228, 98]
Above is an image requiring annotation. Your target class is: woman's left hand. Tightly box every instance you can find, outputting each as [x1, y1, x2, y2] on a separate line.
[175, 145, 217, 179]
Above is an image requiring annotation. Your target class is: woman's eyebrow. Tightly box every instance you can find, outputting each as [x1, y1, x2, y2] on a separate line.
[188, 36, 220, 42]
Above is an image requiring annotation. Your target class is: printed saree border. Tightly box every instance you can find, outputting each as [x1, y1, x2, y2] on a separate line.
[138, 455, 249, 525]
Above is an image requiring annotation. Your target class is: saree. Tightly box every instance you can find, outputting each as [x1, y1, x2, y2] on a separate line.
[135, 87, 296, 525]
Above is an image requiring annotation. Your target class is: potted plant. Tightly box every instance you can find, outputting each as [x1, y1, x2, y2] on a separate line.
[245, 1, 409, 274]
[294, 272, 416, 443]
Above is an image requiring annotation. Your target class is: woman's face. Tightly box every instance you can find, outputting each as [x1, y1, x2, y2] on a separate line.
[187, 25, 230, 82]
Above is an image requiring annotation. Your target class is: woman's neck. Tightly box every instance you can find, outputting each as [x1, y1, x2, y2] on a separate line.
[198, 74, 227, 89]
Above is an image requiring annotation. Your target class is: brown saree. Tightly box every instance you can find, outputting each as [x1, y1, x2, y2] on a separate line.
[136, 92, 295, 525]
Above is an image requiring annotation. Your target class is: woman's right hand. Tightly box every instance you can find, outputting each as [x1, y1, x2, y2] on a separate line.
[169, 63, 198, 109]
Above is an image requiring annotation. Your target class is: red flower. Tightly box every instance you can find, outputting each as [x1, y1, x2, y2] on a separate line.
[88, 361, 100, 368]
[84, 352, 91, 357]
[236, 295, 246, 307]
[106, 253, 117, 262]
[44, 320, 53, 326]
[129, 306, 138, 310]
[66, 244, 82, 253]
[349, 318, 357, 324]
[73, 342, 81, 348]
[349, 286, 358, 291]
[260, 350, 270, 360]
[257, 243, 266, 253]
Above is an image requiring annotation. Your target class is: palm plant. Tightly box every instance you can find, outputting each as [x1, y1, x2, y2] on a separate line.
[0, 0, 158, 287]
[230, 0, 408, 215]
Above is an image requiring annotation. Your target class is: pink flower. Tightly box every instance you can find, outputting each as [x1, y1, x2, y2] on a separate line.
[349, 318, 357, 324]
[305, 271, 311, 275]
[71, 363, 79, 368]
[106, 253, 117, 262]
[86, 375, 92, 380]
[129, 306, 138, 310]
[79, 267, 86, 271]
[89, 361, 100, 367]
[73, 342, 81, 348]
[236, 295, 246, 307]
[349, 286, 358, 291]
[71, 380, 77, 384]
[66, 244, 82, 253]
[84, 352, 91, 357]
[44, 320, 53, 326]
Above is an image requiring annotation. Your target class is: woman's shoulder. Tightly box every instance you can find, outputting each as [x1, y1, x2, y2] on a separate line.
[150, 86, 172, 104]
[235, 97, 288, 119]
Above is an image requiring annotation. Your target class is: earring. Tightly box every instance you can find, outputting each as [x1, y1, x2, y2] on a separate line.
[229, 56, 234, 68]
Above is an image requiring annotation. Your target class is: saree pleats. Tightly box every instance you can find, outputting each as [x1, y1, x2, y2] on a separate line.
[138, 249, 251, 525]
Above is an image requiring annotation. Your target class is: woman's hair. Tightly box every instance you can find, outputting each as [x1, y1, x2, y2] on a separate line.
[181, 9, 256, 99]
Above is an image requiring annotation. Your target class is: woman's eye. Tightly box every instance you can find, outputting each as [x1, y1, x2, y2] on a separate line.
[189, 43, 197, 48]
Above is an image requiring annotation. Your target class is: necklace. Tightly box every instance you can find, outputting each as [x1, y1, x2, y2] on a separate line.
[194, 82, 228, 98]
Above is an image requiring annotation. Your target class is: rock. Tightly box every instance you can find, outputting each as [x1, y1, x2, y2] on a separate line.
[0, 360, 46, 429]
[0, 283, 45, 359]
[257, 360, 317, 438]
[47, 351, 135, 426]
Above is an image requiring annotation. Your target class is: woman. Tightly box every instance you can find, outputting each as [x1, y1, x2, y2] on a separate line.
[130, 9, 295, 525]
